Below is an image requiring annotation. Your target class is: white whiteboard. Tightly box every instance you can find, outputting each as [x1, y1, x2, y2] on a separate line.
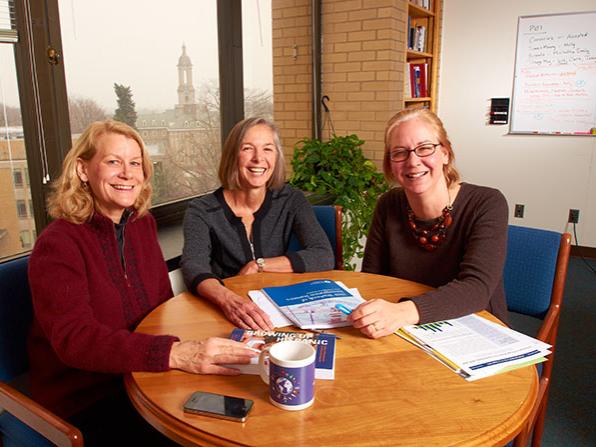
[510, 11, 596, 135]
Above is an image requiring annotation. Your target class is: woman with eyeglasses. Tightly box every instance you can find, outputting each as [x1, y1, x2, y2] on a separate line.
[348, 108, 509, 339]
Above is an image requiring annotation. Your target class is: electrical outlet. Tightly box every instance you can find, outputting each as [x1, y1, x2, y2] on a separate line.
[568, 209, 580, 224]
[514, 204, 524, 218]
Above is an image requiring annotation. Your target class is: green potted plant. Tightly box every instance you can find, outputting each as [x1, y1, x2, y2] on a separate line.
[289, 134, 389, 270]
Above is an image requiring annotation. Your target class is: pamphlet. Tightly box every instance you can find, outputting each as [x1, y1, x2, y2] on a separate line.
[226, 329, 337, 380]
[259, 279, 365, 329]
[398, 314, 551, 381]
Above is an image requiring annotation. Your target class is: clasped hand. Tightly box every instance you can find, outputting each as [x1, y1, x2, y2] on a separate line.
[348, 299, 420, 339]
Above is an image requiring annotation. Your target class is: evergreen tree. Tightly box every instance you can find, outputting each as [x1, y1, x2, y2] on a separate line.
[113, 83, 137, 128]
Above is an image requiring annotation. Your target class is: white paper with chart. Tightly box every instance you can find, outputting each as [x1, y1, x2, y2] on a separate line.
[401, 314, 551, 381]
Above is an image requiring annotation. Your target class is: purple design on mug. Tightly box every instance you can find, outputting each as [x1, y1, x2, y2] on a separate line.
[270, 363, 314, 406]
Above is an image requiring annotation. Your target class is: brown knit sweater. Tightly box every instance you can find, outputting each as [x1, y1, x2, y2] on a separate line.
[362, 183, 509, 324]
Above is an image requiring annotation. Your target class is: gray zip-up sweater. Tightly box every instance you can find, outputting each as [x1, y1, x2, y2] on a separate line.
[181, 185, 334, 292]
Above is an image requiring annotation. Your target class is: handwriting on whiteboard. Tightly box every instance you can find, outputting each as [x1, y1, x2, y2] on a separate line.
[511, 12, 596, 134]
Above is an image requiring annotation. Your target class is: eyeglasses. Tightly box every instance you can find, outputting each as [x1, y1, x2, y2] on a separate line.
[389, 143, 441, 163]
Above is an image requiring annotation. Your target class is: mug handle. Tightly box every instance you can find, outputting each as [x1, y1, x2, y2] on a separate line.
[258, 346, 272, 384]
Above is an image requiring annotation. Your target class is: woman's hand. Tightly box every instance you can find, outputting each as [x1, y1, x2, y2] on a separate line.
[196, 279, 274, 331]
[238, 260, 259, 275]
[169, 338, 258, 374]
[220, 291, 274, 331]
[349, 299, 420, 339]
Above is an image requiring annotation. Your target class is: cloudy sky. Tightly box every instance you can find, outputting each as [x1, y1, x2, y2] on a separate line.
[0, 0, 272, 113]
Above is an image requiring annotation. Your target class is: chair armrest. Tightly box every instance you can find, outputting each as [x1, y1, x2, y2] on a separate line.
[0, 382, 83, 447]
[536, 304, 560, 344]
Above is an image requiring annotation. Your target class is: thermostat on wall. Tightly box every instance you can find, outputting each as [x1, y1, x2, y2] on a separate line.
[489, 98, 510, 125]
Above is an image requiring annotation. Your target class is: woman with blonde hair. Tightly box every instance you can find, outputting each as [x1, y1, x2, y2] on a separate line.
[28, 120, 256, 446]
[349, 108, 509, 338]
[182, 117, 334, 330]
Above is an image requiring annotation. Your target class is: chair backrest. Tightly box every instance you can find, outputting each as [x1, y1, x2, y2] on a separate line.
[0, 256, 32, 381]
[503, 225, 569, 319]
[168, 268, 187, 295]
[0, 257, 84, 446]
[288, 205, 343, 270]
[503, 228, 571, 446]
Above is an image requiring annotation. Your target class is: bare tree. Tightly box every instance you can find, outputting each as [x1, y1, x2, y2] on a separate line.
[0, 104, 22, 127]
[68, 96, 108, 134]
[156, 130, 221, 203]
[245, 88, 273, 120]
[194, 81, 273, 126]
[146, 80, 273, 204]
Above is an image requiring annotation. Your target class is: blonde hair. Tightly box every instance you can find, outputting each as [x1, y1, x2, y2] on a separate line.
[47, 120, 153, 224]
[218, 117, 285, 190]
[383, 108, 460, 187]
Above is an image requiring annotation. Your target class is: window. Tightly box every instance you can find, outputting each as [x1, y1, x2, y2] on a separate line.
[242, 0, 273, 121]
[58, 0, 222, 206]
[1, 1, 37, 260]
[19, 229, 31, 248]
[0, 0, 17, 43]
[12, 168, 22, 187]
[2, 0, 260, 262]
[16, 199, 27, 218]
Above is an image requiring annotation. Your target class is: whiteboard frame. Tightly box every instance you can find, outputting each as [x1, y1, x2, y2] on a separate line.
[509, 11, 596, 136]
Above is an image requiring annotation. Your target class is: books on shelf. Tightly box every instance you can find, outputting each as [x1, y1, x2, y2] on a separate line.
[404, 65, 412, 99]
[227, 329, 337, 380]
[396, 314, 551, 381]
[406, 63, 428, 98]
[250, 279, 365, 330]
[408, 24, 426, 52]
[410, 0, 431, 10]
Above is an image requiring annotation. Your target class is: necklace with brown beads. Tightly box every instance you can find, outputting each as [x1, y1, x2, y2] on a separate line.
[407, 194, 454, 252]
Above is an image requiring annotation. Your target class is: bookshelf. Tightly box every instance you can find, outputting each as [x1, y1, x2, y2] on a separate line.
[404, 1, 442, 111]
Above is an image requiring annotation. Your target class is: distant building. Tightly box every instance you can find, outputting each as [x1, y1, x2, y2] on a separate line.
[137, 44, 204, 130]
[0, 137, 36, 260]
[137, 44, 220, 205]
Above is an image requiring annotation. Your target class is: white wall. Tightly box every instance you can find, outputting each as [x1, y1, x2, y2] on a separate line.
[439, 0, 596, 247]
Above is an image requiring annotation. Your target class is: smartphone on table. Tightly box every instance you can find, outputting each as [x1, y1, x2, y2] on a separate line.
[183, 391, 254, 422]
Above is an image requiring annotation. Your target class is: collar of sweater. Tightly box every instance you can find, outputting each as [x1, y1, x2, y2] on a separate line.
[89, 208, 135, 230]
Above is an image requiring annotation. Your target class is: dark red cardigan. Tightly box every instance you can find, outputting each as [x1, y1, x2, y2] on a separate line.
[28, 211, 178, 418]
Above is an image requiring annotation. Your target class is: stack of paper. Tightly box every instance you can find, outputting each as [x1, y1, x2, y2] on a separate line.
[397, 314, 551, 381]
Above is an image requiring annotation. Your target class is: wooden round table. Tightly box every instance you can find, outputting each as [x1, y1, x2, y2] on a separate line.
[125, 271, 538, 447]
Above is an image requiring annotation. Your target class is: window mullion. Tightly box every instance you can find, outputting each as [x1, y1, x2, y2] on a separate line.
[13, 0, 70, 233]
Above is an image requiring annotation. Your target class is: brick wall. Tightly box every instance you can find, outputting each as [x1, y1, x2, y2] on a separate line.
[272, 0, 408, 171]
[272, 0, 313, 172]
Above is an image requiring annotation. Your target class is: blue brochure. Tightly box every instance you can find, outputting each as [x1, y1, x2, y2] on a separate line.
[262, 279, 364, 329]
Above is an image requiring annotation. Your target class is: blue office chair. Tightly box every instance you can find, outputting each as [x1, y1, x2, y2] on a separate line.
[504, 226, 571, 447]
[288, 205, 343, 270]
[0, 256, 83, 447]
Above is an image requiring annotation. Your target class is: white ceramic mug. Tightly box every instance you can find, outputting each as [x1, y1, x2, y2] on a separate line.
[259, 340, 316, 411]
